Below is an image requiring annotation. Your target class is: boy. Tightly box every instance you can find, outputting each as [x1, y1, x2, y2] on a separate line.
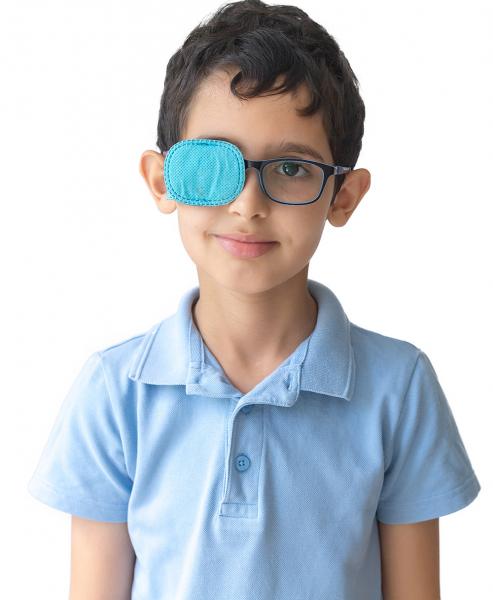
[27, 1, 481, 599]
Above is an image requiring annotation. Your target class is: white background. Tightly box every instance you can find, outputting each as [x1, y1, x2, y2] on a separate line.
[2, 0, 491, 597]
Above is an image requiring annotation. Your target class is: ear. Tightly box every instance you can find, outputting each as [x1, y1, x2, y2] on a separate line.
[327, 168, 371, 227]
[139, 150, 177, 214]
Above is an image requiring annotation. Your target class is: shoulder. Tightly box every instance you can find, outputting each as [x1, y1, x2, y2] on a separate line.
[89, 321, 161, 395]
[350, 320, 420, 357]
[97, 330, 147, 367]
[348, 321, 422, 390]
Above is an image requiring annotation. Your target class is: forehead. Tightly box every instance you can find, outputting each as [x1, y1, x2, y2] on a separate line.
[183, 69, 332, 162]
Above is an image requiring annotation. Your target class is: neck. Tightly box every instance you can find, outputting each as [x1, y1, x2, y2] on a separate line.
[191, 269, 318, 369]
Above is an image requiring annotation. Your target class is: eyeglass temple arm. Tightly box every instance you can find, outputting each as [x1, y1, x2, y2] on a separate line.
[334, 166, 352, 174]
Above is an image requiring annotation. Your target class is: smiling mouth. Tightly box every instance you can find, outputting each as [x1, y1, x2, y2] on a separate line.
[212, 231, 277, 243]
[216, 236, 276, 243]
[213, 235, 278, 258]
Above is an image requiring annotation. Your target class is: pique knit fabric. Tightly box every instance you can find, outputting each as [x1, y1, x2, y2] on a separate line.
[164, 138, 245, 205]
[27, 278, 481, 600]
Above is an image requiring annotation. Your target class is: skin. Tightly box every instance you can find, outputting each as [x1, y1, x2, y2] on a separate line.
[139, 67, 371, 390]
[378, 518, 440, 599]
[136, 68, 441, 599]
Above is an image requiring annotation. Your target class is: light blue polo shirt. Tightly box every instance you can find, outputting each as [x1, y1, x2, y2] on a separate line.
[27, 278, 481, 600]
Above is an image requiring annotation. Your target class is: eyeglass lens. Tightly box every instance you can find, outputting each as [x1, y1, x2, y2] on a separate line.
[261, 160, 324, 203]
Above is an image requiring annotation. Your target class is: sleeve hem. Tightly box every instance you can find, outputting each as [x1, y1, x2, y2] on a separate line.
[27, 476, 129, 523]
[376, 473, 481, 524]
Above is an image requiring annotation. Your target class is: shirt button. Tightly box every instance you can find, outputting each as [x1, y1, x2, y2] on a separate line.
[241, 404, 253, 414]
[234, 454, 251, 472]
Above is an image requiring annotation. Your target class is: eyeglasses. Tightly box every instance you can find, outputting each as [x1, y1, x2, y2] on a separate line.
[162, 138, 352, 206]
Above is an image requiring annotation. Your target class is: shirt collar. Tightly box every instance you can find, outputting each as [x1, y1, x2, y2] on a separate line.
[128, 278, 355, 404]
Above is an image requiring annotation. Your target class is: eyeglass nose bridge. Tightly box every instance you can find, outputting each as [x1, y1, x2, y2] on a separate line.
[242, 158, 269, 197]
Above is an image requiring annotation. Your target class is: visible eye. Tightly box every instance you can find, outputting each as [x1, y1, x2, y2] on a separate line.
[270, 160, 314, 178]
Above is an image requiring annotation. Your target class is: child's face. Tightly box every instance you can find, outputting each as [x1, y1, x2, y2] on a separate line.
[140, 68, 370, 294]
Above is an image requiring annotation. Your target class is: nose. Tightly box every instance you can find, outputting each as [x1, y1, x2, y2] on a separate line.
[242, 160, 265, 195]
[227, 164, 269, 215]
[241, 165, 265, 199]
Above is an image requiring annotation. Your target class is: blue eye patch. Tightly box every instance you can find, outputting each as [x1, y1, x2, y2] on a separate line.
[164, 138, 246, 206]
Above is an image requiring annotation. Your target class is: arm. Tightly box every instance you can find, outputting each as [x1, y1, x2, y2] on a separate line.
[378, 518, 440, 600]
[69, 515, 136, 600]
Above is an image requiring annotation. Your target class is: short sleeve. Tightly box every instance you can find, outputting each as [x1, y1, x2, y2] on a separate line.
[376, 350, 481, 524]
[27, 352, 132, 522]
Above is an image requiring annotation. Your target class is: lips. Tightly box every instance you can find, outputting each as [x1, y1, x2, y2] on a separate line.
[214, 235, 277, 258]
[214, 233, 275, 243]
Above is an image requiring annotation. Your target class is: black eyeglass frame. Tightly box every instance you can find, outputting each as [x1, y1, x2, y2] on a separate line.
[161, 151, 353, 206]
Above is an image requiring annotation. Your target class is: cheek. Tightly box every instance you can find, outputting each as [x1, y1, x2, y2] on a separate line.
[283, 210, 325, 249]
[176, 207, 216, 253]
[294, 233, 324, 263]
[177, 206, 205, 234]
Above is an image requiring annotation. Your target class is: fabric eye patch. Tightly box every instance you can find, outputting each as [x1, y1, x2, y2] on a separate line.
[164, 139, 245, 206]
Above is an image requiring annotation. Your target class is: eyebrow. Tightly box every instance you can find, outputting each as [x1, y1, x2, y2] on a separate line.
[195, 134, 327, 163]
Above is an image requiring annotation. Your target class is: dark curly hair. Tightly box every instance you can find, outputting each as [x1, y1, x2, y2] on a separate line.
[157, 0, 365, 204]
